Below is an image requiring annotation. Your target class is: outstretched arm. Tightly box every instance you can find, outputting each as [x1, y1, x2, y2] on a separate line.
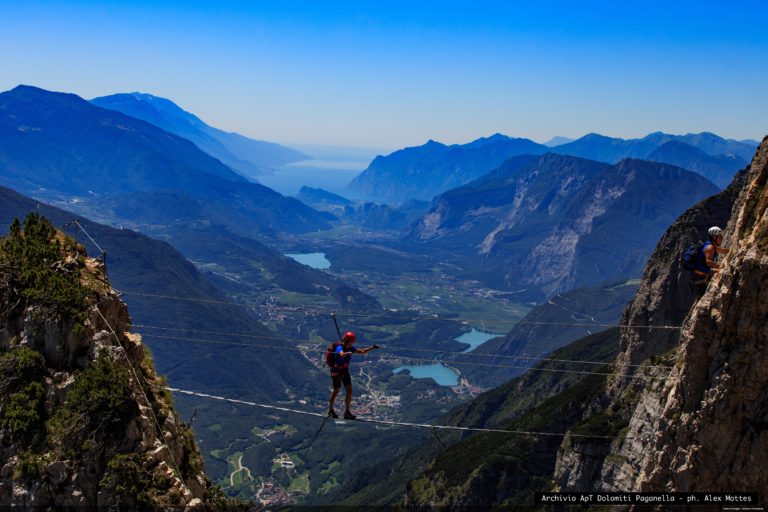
[356, 345, 380, 355]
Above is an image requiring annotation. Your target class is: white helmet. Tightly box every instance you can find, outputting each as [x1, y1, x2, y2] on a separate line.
[708, 226, 724, 239]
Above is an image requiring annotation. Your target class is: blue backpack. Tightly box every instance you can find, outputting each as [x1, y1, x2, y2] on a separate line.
[681, 241, 706, 271]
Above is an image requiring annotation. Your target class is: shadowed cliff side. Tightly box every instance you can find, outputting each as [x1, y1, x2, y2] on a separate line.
[554, 137, 767, 497]
[637, 136, 768, 494]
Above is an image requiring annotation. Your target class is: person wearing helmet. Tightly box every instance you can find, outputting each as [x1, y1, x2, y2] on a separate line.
[328, 331, 379, 420]
[692, 226, 729, 297]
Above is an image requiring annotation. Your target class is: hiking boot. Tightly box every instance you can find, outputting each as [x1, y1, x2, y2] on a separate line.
[344, 411, 357, 420]
[328, 409, 339, 419]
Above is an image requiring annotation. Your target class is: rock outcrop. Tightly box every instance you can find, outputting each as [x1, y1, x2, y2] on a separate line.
[637, 137, 768, 493]
[554, 137, 767, 498]
[0, 214, 227, 509]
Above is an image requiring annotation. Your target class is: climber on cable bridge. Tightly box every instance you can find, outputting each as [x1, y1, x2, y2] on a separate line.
[327, 331, 379, 420]
[684, 226, 730, 298]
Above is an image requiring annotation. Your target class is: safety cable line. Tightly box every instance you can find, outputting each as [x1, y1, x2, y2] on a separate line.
[168, 387, 634, 440]
[118, 290, 681, 330]
[141, 333, 670, 381]
[95, 305, 185, 481]
[132, 322, 670, 371]
[73, 220, 106, 255]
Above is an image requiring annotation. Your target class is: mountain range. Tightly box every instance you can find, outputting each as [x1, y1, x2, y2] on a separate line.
[403, 153, 719, 299]
[349, 131, 756, 202]
[348, 134, 550, 201]
[0, 86, 331, 240]
[91, 92, 307, 180]
[551, 131, 757, 163]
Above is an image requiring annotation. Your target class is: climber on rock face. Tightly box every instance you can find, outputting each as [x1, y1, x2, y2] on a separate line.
[691, 226, 730, 298]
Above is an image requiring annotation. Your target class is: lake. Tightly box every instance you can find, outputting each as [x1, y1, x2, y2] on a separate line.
[258, 164, 363, 198]
[284, 252, 331, 270]
[393, 363, 459, 386]
[455, 328, 504, 353]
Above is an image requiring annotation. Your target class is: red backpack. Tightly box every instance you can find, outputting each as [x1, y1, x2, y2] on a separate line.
[325, 341, 342, 368]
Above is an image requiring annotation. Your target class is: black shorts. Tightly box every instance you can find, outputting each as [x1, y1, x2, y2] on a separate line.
[332, 368, 352, 389]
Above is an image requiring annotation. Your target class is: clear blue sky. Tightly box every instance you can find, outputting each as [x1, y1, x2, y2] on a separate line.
[2, 0, 766, 149]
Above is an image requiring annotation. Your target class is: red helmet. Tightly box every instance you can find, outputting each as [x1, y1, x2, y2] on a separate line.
[343, 331, 356, 343]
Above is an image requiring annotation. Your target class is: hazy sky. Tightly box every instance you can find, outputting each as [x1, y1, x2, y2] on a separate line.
[2, 0, 767, 149]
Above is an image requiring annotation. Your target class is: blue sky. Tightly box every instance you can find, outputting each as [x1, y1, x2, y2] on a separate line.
[1, 1, 766, 149]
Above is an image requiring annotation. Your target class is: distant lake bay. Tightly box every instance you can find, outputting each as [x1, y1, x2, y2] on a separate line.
[284, 252, 331, 270]
[455, 328, 504, 353]
[393, 364, 459, 386]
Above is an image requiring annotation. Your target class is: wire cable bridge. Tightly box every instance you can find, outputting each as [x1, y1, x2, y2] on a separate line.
[168, 387, 634, 440]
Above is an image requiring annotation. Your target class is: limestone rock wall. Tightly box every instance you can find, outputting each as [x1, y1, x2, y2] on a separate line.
[0, 242, 211, 509]
[638, 137, 768, 495]
[554, 138, 766, 495]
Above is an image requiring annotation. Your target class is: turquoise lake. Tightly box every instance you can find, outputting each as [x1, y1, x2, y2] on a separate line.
[393, 364, 460, 386]
[284, 252, 331, 270]
[391, 329, 504, 386]
[455, 328, 504, 353]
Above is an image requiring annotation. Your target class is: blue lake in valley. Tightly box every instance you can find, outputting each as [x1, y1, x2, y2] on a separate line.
[284, 252, 331, 270]
[393, 364, 460, 387]
[391, 329, 504, 386]
[455, 328, 504, 353]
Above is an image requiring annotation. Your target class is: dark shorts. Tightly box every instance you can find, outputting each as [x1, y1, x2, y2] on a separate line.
[332, 368, 352, 389]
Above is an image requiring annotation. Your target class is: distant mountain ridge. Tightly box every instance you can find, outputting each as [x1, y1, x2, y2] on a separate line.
[0, 85, 330, 238]
[404, 153, 719, 299]
[544, 135, 574, 147]
[91, 92, 308, 180]
[551, 130, 756, 165]
[296, 186, 352, 212]
[348, 131, 756, 202]
[347, 134, 550, 201]
[646, 140, 746, 188]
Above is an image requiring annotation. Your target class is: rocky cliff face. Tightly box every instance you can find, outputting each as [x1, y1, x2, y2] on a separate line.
[554, 137, 767, 497]
[405, 153, 719, 299]
[637, 136, 768, 493]
[0, 215, 226, 509]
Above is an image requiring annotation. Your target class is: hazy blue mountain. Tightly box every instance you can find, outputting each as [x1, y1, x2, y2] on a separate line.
[296, 186, 352, 213]
[404, 153, 719, 299]
[0, 85, 244, 195]
[0, 85, 330, 237]
[347, 134, 550, 201]
[339, 199, 429, 231]
[91, 92, 308, 180]
[672, 132, 759, 161]
[552, 131, 758, 164]
[543, 135, 574, 147]
[646, 140, 747, 188]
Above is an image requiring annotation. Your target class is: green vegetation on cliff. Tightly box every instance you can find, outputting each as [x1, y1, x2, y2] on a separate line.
[0, 213, 243, 509]
[0, 213, 92, 318]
